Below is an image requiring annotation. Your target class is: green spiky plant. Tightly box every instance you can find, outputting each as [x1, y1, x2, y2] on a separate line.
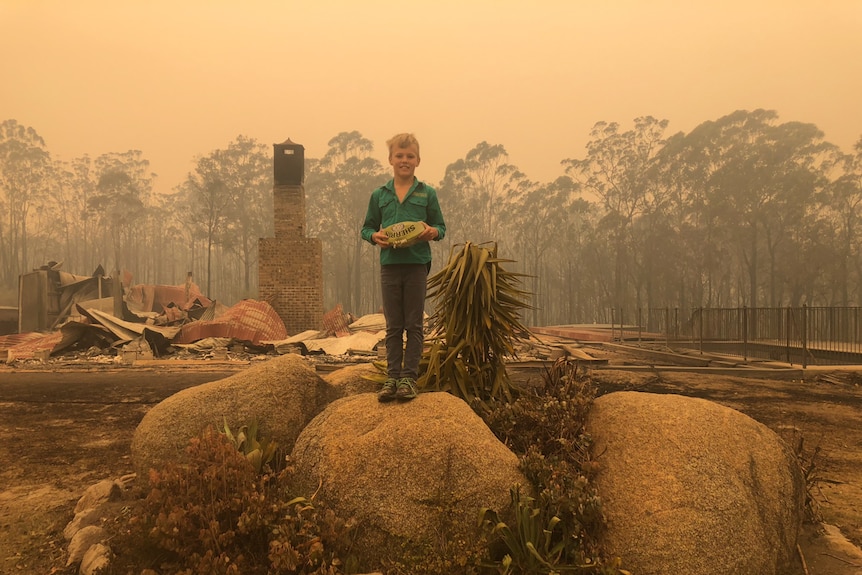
[419, 241, 533, 403]
[480, 485, 573, 574]
[221, 416, 280, 475]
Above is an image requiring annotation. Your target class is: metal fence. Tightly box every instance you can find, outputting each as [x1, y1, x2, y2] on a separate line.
[610, 306, 862, 367]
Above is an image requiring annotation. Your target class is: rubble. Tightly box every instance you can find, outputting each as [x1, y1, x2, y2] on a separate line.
[1, 264, 607, 368]
[0, 265, 392, 366]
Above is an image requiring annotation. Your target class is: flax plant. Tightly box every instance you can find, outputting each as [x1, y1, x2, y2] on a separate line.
[221, 417, 280, 475]
[419, 241, 533, 403]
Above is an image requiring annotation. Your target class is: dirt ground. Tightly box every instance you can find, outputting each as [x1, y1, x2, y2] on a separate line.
[1, 348, 861, 575]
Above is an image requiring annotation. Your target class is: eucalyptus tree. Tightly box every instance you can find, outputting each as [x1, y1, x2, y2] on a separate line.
[174, 136, 272, 301]
[649, 131, 711, 308]
[627, 204, 677, 313]
[179, 149, 235, 297]
[52, 156, 100, 275]
[438, 142, 526, 252]
[87, 150, 153, 281]
[163, 184, 199, 287]
[0, 119, 53, 284]
[305, 131, 387, 313]
[758, 122, 834, 306]
[651, 125, 745, 308]
[212, 135, 272, 299]
[779, 206, 838, 306]
[550, 194, 596, 324]
[628, 151, 685, 313]
[26, 161, 65, 270]
[562, 116, 669, 313]
[821, 136, 862, 305]
[507, 176, 580, 326]
[677, 110, 830, 307]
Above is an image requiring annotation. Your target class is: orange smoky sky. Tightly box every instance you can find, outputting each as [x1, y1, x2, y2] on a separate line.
[1, 0, 860, 195]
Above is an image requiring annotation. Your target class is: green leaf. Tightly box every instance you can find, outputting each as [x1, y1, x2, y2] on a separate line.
[421, 241, 532, 403]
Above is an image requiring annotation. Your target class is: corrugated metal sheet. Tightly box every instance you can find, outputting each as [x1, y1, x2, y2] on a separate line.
[173, 299, 287, 345]
[125, 282, 212, 313]
[0, 331, 48, 352]
[322, 303, 351, 337]
[2, 331, 64, 360]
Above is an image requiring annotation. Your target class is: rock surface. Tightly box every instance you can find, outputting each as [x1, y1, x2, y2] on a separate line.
[66, 525, 106, 567]
[587, 391, 804, 575]
[290, 391, 527, 567]
[130, 353, 337, 477]
[79, 542, 112, 575]
[321, 361, 382, 397]
[73, 478, 122, 514]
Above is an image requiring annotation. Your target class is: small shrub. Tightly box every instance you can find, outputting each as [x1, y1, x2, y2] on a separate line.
[478, 359, 596, 459]
[476, 359, 627, 574]
[108, 426, 351, 575]
[792, 431, 824, 523]
[480, 484, 570, 573]
[479, 482, 625, 575]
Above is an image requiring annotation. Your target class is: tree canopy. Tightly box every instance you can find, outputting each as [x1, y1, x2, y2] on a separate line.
[2, 112, 861, 327]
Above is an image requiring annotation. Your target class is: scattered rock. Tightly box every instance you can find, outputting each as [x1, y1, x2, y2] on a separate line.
[73, 478, 122, 514]
[63, 506, 104, 541]
[79, 542, 112, 575]
[66, 525, 106, 567]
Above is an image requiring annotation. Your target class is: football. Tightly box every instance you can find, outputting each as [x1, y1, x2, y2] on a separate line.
[383, 221, 425, 248]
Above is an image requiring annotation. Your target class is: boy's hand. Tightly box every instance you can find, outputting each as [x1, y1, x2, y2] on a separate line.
[371, 231, 391, 248]
[418, 222, 439, 242]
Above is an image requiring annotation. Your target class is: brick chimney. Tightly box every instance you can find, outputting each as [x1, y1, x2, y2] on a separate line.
[258, 139, 323, 334]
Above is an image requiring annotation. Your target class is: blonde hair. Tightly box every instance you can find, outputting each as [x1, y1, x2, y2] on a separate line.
[386, 133, 420, 158]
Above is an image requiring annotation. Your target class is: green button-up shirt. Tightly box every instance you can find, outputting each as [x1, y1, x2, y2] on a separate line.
[361, 178, 446, 266]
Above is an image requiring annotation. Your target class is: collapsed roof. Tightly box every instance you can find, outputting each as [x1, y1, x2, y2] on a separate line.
[1, 265, 384, 363]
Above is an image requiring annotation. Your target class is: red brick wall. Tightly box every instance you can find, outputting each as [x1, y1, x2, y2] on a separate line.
[259, 183, 323, 334]
[273, 185, 306, 239]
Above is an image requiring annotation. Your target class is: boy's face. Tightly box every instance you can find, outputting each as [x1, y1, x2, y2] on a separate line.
[389, 144, 420, 178]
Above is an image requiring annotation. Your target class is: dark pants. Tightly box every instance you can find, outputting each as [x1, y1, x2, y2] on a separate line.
[381, 263, 428, 379]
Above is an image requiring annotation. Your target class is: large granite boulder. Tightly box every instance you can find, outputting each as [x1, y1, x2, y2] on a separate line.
[131, 354, 337, 476]
[290, 392, 527, 569]
[587, 391, 804, 575]
[320, 361, 381, 397]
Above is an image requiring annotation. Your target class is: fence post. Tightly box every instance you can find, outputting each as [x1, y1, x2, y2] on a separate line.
[620, 308, 625, 342]
[638, 307, 642, 342]
[698, 307, 703, 355]
[664, 307, 670, 348]
[743, 306, 749, 361]
[802, 304, 808, 369]
[611, 307, 616, 342]
[785, 306, 792, 365]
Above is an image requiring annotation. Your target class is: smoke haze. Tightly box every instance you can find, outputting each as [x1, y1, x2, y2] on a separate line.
[2, 0, 860, 193]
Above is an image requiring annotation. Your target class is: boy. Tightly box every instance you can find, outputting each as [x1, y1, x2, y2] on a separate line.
[361, 133, 446, 402]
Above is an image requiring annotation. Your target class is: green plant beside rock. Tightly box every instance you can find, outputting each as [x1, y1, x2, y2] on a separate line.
[420, 241, 533, 404]
[221, 416, 281, 475]
[477, 360, 628, 574]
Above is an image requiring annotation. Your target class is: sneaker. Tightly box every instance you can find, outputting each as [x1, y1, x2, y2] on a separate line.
[394, 377, 417, 401]
[378, 378, 398, 402]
